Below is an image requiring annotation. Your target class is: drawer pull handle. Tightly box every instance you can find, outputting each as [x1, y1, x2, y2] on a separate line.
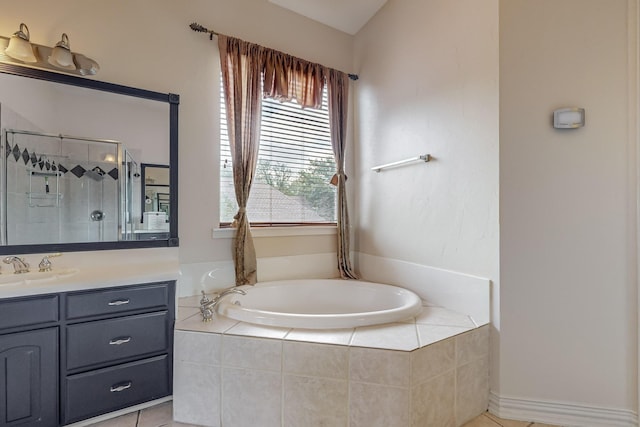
[108, 299, 130, 306]
[110, 382, 132, 393]
[109, 337, 132, 345]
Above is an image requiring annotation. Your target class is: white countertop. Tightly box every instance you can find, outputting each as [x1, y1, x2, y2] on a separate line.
[0, 247, 179, 299]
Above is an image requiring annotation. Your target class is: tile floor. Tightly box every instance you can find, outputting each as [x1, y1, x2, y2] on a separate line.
[87, 401, 561, 427]
[86, 402, 193, 427]
[463, 412, 560, 427]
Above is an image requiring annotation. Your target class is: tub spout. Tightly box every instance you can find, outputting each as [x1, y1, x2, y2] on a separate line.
[201, 288, 247, 322]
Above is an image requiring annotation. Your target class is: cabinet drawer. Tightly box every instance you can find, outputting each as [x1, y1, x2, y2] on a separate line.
[66, 283, 169, 319]
[64, 355, 170, 424]
[66, 311, 168, 370]
[0, 295, 58, 331]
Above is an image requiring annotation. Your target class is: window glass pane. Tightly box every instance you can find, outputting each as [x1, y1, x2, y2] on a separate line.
[220, 79, 336, 225]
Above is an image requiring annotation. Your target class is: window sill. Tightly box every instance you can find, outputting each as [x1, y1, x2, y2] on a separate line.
[212, 225, 337, 239]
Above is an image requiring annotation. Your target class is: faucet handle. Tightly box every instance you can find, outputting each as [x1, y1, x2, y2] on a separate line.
[39, 252, 62, 272]
[200, 290, 211, 305]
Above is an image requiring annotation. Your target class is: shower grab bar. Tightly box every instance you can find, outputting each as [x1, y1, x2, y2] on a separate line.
[371, 154, 431, 172]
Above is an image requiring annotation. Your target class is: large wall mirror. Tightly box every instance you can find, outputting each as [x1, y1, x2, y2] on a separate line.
[0, 64, 179, 254]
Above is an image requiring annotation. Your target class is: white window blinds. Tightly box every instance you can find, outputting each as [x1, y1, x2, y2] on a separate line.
[220, 81, 337, 225]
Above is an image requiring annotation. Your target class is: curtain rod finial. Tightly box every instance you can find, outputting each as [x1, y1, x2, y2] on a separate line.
[189, 22, 207, 32]
[190, 22, 219, 39]
[348, 74, 359, 81]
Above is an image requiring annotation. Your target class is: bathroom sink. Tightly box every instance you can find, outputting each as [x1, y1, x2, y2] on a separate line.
[0, 268, 79, 287]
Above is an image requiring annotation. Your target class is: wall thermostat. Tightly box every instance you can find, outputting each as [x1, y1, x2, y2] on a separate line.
[553, 107, 585, 129]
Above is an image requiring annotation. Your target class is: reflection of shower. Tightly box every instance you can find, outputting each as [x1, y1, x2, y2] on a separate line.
[122, 150, 137, 240]
[86, 167, 106, 240]
[132, 162, 141, 179]
[2, 128, 123, 244]
[84, 167, 105, 181]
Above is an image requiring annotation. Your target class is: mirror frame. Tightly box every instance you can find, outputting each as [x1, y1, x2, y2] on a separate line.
[0, 63, 179, 254]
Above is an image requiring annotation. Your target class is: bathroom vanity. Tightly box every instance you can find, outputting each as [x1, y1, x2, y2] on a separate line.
[0, 279, 175, 427]
[0, 45, 180, 427]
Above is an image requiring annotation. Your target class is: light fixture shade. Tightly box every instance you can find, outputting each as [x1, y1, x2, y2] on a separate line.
[47, 33, 76, 70]
[74, 53, 100, 75]
[4, 23, 37, 63]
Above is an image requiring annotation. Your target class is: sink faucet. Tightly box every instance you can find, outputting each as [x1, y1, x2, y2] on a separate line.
[3, 256, 30, 274]
[200, 287, 247, 322]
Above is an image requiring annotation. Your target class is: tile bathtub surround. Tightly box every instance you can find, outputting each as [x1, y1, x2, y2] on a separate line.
[175, 295, 482, 352]
[173, 301, 490, 427]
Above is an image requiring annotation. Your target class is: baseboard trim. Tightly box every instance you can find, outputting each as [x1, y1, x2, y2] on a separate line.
[489, 392, 638, 427]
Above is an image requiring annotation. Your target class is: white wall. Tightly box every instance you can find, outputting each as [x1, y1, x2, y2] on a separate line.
[499, 0, 638, 418]
[0, 0, 353, 265]
[353, 0, 499, 280]
[352, 0, 500, 388]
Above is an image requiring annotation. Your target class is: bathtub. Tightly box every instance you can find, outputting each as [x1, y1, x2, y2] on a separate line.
[216, 279, 423, 329]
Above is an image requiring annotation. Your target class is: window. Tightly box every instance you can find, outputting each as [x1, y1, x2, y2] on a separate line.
[220, 81, 336, 226]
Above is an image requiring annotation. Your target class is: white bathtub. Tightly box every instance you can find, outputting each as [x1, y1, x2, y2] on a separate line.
[216, 279, 423, 329]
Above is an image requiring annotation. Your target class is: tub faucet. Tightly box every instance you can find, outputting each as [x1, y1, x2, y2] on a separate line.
[200, 288, 246, 322]
[3, 256, 30, 274]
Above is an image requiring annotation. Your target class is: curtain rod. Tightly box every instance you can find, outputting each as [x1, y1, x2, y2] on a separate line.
[189, 22, 359, 81]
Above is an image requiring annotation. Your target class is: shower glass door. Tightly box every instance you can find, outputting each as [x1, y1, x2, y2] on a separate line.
[2, 128, 121, 245]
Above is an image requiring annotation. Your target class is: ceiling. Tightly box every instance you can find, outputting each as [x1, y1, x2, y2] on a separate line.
[268, 0, 387, 35]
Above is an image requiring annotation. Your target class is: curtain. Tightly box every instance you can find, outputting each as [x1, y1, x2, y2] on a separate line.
[218, 33, 358, 282]
[218, 35, 263, 286]
[262, 48, 326, 109]
[327, 69, 358, 279]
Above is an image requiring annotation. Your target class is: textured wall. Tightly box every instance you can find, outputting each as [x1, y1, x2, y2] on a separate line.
[499, 0, 637, 412]
[353, 0, 499, 279]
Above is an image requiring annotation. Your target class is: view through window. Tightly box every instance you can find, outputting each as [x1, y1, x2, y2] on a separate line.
[220, 81, 337, 226]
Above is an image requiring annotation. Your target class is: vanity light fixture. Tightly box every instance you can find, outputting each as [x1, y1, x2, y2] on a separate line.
[4, 23, 37, 63]
[47, 33, 75, 70]
[0, 23, 99, 76]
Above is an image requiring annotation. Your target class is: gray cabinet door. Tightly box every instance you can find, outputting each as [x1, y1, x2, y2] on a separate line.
[0, 328, 58, 427]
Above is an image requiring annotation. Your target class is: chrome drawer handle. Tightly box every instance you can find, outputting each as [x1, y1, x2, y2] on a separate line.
[110, 382, 132, 393]
[109, 337, 132, 345]
[108, 299, 130, 306]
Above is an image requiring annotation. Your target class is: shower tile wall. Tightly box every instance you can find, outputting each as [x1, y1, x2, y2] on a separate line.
[3, 106, 119, 244]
